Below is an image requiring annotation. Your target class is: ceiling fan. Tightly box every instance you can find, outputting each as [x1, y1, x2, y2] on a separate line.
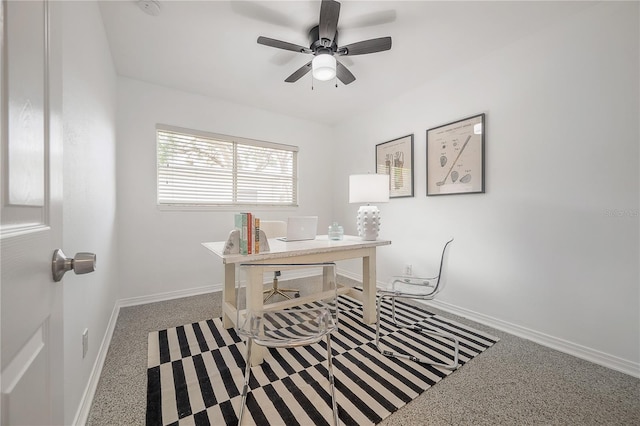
[256, 0, 392, 85]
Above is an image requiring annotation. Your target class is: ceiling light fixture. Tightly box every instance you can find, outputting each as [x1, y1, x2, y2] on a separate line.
[312, 53, 336, 81]
[136, 0, 161, 17]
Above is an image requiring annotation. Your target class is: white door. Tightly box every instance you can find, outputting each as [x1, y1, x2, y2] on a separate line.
[1, 0, 65, 424]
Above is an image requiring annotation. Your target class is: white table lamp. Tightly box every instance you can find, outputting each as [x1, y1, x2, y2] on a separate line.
[349, 174, 390, 240]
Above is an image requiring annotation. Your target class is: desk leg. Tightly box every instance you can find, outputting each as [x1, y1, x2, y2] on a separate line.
[323, 264, 332, 291]
[362, 248, 377, 324]
[223, 264, 235, 329]
[247, 267, 265, 366]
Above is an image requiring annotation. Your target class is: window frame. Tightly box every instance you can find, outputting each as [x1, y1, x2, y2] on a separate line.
[156, 124, 299, 210]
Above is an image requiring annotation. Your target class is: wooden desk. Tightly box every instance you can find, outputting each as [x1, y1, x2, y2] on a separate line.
[202, 235, 391, 364]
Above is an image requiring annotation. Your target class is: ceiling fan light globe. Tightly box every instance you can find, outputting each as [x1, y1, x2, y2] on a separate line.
[312, 54, 336, 81]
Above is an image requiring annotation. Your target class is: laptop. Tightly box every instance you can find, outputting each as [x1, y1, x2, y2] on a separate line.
[278, 216, 318, 242]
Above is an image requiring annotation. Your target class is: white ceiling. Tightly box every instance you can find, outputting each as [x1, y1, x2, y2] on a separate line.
[98, 0, 595, 126]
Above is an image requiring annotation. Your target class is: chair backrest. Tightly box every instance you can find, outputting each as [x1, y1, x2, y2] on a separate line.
[259, 220, 287, 239]
[432, 238, 454, 296]
[236, 262, 338, 345]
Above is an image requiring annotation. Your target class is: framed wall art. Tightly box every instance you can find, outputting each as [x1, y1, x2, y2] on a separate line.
[376, 134, 414, 198]
[426, 114, 485, 196]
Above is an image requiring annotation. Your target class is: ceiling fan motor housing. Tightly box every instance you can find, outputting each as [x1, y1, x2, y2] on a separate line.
[309, 25, 338, 53]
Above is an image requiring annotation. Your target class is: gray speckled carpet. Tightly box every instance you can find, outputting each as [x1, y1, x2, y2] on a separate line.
[88, 287, 640, 425]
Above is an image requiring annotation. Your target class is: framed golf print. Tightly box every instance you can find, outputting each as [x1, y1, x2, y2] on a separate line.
[376, 134, 414, 198]
[426, 113, 485, 196]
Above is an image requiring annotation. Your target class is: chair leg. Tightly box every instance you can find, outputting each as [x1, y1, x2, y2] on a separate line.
[264, 288, 300, 303]
[409, 326, 460, 369]
[375, 293, 384, 351]
[391, 297, 399, 325]
[263, 287, 287, 303]
[375, 294, 459, 370]
[375, 293, 400, 349]
[238, 338, 253, 425]
[326, 334, 339, 426]
[263, 276, 299, 302]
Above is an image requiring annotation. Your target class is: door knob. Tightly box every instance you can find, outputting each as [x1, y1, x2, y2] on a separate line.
[52, 249, 96, 282]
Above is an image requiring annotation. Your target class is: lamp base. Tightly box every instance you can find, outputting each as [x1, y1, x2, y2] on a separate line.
[356, 205, 381, 241]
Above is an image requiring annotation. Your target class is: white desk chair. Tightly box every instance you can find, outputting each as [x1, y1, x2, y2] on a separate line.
[259, 220, 300, 302]
[375, 238, 460, 369]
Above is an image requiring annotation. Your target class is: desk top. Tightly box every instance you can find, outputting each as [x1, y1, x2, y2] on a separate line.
[203, 235, 391, 264]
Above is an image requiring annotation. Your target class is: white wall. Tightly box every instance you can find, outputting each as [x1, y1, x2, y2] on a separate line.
[116, 78, 335, 299]
[332, 2, 639, 373]
[62, 1, 118, 424]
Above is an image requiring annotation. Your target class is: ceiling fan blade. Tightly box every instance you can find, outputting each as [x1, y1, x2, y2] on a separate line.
[319, 0, 340, 44]
[285, 61, 312, 83]
[336, 60, 356, 85]
[338, 37, 392, 56]
[257, 36, 312, 54]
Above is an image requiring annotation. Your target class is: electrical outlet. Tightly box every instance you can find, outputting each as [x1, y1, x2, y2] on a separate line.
[82, 328, 89, 359]
[404, 264, 412, 276]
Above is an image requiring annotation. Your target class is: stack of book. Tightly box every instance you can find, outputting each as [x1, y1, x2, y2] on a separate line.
[234, 213, 261, 255]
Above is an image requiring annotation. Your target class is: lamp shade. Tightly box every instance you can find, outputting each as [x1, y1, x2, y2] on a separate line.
[312, 54, 336, 81]
[349, 174, 390, 204]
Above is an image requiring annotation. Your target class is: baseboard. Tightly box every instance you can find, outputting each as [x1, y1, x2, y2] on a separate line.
[118, 283, 223, 307]
[426, 299, 639, 378]
[116, 270, 323, 308]
[72, 303, 121, 425]
[338, 268, 387, 287]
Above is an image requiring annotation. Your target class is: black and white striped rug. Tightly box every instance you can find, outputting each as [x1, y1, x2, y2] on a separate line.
[146, 296, 498, 425]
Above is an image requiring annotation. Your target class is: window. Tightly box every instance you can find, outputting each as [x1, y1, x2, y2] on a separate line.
[157, 125, 298, 207]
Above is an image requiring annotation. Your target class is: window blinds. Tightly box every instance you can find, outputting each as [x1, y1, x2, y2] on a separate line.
[157, 127, 297, 206]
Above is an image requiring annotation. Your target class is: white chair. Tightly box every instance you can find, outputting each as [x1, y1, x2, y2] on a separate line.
[375, 238, 459, 369]
[259, 220, 300, 302]
[236, 262, 339, 425]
